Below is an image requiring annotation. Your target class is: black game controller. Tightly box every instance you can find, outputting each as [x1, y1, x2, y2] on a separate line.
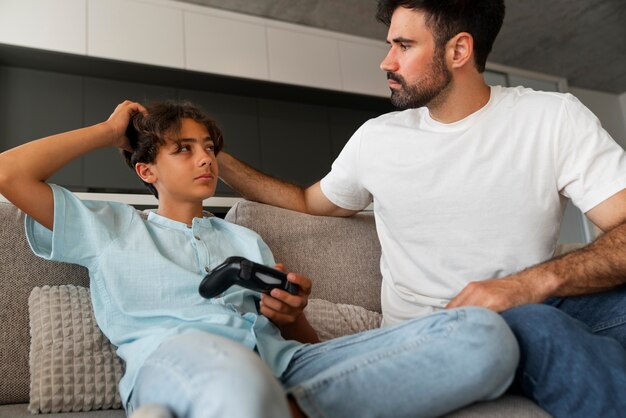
[199, 256, 300, 298]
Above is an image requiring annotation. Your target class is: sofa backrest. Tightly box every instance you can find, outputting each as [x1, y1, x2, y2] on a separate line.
[0, 202, 90, 404]
[225, 201, 383, 312]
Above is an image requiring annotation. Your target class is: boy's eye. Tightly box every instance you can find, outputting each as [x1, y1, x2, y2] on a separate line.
[206, 144, 215, 153]
[178, 145, 190, 152]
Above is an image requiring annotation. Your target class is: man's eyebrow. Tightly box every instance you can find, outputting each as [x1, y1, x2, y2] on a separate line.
[389, 37, 415, 44]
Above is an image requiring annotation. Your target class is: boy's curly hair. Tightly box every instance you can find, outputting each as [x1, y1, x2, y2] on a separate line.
[122, 101, 224, 198]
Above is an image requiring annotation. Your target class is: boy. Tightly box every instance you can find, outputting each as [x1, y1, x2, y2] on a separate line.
[0, 100, 518, 418]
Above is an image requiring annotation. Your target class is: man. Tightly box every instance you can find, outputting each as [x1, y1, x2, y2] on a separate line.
[217, 1, 626, 416]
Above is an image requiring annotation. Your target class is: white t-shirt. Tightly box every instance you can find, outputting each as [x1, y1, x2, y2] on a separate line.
[320, 86, 626, 326]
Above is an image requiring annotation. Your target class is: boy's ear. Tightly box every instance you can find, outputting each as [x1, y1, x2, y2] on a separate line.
[135, 162, 156, 184]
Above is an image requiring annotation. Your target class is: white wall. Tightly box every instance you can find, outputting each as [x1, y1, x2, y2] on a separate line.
[569, 87, 626, 149]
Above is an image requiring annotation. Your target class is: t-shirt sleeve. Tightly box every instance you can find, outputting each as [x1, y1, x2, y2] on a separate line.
[556, 94, 626, 213]
[320, 125, 373, 210]
[25, 184, 131, 266]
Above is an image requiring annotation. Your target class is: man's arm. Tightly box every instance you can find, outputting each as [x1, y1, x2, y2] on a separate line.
[217, 151, 358, 217]
[0, 101, 145, 230]
[447, 188, 626, 312]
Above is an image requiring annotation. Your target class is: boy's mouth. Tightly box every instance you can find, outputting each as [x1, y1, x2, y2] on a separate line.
[194, 173, 215, 181]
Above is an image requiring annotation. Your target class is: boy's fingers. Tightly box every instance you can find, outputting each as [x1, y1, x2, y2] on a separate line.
[286, 273, 312, 294]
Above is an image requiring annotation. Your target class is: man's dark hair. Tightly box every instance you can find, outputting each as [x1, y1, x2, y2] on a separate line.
[376, 0, 505, 72]
[122, 101, 224, 199]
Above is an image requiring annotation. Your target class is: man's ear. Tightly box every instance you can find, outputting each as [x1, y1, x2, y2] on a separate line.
[447, 32, 474, 69]
[135, 162, 156, 184]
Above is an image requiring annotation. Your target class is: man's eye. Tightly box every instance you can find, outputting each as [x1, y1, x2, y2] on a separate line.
[400, 43, 409, 51]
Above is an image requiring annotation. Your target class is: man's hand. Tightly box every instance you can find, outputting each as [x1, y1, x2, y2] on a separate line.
[446, 276, 546, 312]
[259, 264, 311, 327]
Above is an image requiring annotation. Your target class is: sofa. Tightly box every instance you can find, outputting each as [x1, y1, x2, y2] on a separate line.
[0, 199, 557, 418]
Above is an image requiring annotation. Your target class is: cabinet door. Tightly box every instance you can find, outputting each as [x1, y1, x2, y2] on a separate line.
[184, 12, 269, 81]
[258, 99, 332, 187]
[178, 89, 261, 196]
[0, 0, 86, 55]
[338, 40, 389, 97]
[87, 0, 184, 68]
[0, 66, 84, 187]
[82, 77, 176, 192]
[267, 26, 342, 91]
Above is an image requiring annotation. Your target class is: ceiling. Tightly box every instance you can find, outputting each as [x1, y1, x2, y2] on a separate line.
[177, 0, 626, 94]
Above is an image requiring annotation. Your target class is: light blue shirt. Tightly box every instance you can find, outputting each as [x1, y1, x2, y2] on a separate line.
[25, 185, 302, 405]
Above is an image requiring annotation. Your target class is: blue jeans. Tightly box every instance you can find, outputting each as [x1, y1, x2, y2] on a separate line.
[501, 285, 626, 418]
[127, 307, 518, 418]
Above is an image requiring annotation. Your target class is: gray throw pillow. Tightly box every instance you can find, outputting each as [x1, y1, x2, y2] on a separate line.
[28, 285, 123, 414]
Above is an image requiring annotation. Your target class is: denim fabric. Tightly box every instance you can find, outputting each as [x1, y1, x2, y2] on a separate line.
[128, 307, 518, 418]
[502, 286, 626, 418]
[282, 307, 518, 418]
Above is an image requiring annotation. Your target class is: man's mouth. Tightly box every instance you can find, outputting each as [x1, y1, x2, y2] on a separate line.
[387, 73, 403, 89]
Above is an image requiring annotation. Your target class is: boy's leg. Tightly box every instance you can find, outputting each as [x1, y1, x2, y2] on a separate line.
[127, 331, 291, 418]
[501, 303, 626, 418]
[281, 307, 518, 418]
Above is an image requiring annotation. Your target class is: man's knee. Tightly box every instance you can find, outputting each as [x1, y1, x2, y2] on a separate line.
[501, 304, 590, 347]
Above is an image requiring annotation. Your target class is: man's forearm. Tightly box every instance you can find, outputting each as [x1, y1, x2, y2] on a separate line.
[217, 151, 309, 212]
[522, 221, 626, 299]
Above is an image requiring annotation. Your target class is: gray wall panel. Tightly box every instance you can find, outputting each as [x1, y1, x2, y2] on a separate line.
[328, 107, 379, 160]
[0, 66, 83, 187]
[258, 99, 332, 187]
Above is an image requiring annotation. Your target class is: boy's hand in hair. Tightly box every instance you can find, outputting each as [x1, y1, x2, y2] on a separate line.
[105, 100, 147, 151]
[259, 264, 319, 342]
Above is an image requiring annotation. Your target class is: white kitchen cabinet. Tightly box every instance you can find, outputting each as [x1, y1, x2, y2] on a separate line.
[267, 26, 342, 91]
[184, 11, 269, 80]
[87, 0, 184, 68]
[338, 39, 389, 97]
[0, 0, 86, 54]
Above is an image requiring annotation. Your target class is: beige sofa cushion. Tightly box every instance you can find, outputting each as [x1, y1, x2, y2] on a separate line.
[0, 203, 91, 404]
[225, 201, 383, 312]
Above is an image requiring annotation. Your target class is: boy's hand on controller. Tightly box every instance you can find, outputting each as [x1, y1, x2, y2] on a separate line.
[105, 100, 147, 151]
[259, 264, 311, 327]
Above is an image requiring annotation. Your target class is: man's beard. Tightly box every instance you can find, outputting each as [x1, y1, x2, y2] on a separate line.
[387, 49, 452, 110]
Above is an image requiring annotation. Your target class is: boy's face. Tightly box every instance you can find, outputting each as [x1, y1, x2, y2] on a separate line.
[143, 118, 219, 203]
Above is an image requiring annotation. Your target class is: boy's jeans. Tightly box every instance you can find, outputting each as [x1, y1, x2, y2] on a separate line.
[127, 306, 518, 418]
[501, 285, 626, 418]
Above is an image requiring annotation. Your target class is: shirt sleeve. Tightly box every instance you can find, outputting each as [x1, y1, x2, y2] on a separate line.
[25, 184, 133, 266]
[320, 124, 373, 210]
[556, 94, 626, 213]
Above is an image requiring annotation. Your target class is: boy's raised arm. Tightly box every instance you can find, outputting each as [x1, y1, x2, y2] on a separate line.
[0, 101, 145, 230]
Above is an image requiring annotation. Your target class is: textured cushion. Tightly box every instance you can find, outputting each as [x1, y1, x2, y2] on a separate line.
[304, 299, 382, 341]
[0, 203, 91, 404]
[225, 201, 383, 312]
[28, 285, 123, 414]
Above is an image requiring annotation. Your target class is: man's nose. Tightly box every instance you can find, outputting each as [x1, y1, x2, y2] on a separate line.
[380, 49, 397, 72]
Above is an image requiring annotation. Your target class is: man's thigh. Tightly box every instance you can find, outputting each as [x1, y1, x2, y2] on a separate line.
[545, 284, 626, 347]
